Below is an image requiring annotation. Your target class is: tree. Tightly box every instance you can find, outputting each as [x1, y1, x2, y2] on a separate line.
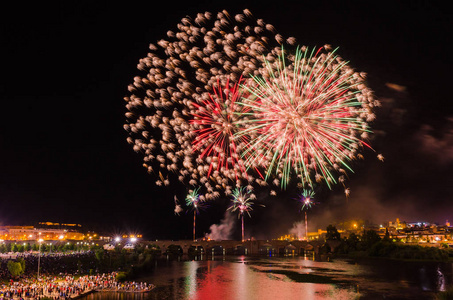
[95, 249, 104, 262]
[361, 230, 381, 249]
[383, 228, 390, 242]
[346, 232, 360, 251]
[116, 272, 127, 282]
[17, 257, 25, 273]
[325, 225, 341, 240]
[7, 261, 23, 278]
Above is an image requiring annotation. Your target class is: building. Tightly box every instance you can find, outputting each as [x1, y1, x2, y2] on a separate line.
[0, 225, 89, 241]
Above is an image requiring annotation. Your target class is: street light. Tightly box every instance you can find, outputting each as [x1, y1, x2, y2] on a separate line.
[37, 238, 44, 279]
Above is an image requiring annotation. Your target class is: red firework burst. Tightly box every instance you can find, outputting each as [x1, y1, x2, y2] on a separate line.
[190, 77, 251, 180]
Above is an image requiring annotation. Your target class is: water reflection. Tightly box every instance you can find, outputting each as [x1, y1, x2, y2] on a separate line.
[184, 261, 198, 299]
[437, 266, 446, 291]
[81, 256, 453, 300]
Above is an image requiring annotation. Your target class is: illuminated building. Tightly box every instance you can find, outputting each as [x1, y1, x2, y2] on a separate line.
[276, 229, 345, 241]
[0, 224, 95, 241]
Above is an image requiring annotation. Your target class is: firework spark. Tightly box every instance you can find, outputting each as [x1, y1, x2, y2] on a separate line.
[238, 45, 377, 190]
[296, 188, 317, 240]
[185, 187, 205, 241]
[298, 189, 316, 211]
[124, 9, 296, 200]
[228, 187, 261, 241]
[228, 187, 255, 217]
[190, 77, 251, 183]
[125, 10, 378, 205]
[185, 187, 204, 213]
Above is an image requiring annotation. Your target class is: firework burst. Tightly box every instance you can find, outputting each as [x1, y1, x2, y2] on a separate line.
[228, 187, 255, 217]
[296, 188, 317, 240]
[228, 187, 261, 241]
[238, 45, 377, 190]
[185, 187, 205, 241]
[124, 9, 296, 200]
[185, 187, 204, 213]
[298, 189, 316, 211]
[190, 77, 253, 186]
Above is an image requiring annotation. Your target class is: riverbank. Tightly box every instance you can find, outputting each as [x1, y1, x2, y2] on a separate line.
[0, 272, 154, 299]
[335, 242, 453, 263]
[340, 250, 453, 263]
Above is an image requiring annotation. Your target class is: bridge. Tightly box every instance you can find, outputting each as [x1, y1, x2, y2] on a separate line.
[141, 239, 326, 256]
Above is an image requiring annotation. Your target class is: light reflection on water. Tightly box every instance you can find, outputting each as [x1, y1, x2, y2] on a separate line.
[81, 256, 453, 300]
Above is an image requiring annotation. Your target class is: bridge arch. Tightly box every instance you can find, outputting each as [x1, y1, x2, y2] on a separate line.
[142, 239, 322, 255]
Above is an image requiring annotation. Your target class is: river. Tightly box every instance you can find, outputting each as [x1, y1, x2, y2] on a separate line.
[81, 255, 453, 299]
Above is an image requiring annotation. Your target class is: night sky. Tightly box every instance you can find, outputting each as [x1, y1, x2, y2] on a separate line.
[1, 1, 452, 240]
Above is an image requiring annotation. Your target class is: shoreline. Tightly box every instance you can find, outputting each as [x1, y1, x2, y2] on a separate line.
[0, 272, 154, 300]
[70, 287, 154, 299]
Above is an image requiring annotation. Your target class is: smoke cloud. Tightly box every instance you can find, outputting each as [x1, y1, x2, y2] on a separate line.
[289, 221, 306, 240]
[207, 211, 236, 241]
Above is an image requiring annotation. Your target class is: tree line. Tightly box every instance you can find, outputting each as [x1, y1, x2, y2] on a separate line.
[323, 225, 453, 261]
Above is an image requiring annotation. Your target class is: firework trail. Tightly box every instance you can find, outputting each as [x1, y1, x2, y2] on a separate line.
[238, 45, 378, 191]
[124, 9, 296, 200]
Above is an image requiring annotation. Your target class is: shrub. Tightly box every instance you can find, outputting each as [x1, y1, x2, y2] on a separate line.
[7, 260, 23, 278]
[116, 272, 127, 282]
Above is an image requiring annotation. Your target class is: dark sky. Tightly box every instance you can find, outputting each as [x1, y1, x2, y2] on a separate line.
[1, 1, 452, 240]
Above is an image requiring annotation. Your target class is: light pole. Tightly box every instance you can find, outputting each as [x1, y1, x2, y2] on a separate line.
[37, 238, 43, 279]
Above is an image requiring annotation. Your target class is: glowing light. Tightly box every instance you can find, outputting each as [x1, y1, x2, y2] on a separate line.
[186, 187, 206, 241]
[124, 9, 298, 200]
[297, 189, 316, 211]
[228, 187, 255, 218]
[228, 187, 263, 241]
[190, 77, 251, 184]
[186, 187, 204, 213]
[238, 46, 377, 190]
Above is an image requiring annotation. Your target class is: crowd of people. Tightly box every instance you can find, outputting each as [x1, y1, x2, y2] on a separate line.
[0, 251, 154, 299]
[0, 251, 98, 278]
[0, 272, 154, 299]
